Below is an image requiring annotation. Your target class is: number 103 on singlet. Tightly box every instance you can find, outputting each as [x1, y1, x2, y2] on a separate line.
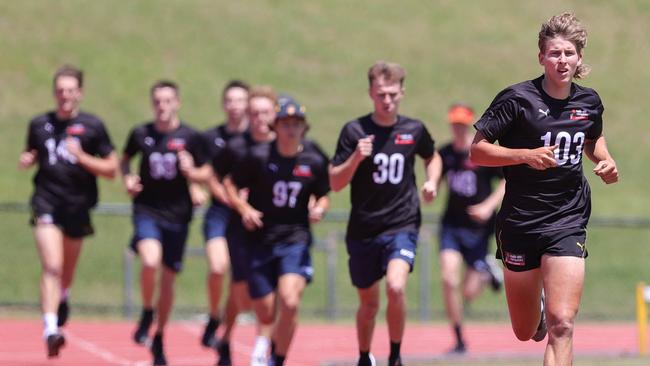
[540, 131, 585, 166]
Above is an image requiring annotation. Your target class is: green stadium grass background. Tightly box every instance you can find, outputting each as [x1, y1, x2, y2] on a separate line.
[1, 0, 649, 323]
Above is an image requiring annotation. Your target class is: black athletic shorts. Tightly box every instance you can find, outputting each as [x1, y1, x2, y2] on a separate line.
[30, 196, 94, 238]
[495, 225, 587, 272]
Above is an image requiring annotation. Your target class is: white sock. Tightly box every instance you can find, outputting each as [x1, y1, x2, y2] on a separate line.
[252, 335, 270, 357]
[60, 288, 70, 302]
[43, 313, 58, 338]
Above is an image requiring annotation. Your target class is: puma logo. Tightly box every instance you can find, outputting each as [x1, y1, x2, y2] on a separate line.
[576, 242, 585, 251]
[539, 108, 550, 117]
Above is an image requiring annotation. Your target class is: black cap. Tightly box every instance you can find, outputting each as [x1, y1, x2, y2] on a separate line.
[276, 95, 306, 120]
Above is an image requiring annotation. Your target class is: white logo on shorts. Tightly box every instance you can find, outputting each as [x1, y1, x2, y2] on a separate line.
[303, 266, 314, 276]
[38, 214, 54, 225]
[399, 249, 415, 259]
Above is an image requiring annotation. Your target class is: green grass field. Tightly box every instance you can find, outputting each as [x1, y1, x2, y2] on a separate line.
[1, 0, 649, 327]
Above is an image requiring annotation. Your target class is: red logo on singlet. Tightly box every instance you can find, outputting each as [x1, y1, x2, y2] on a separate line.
[569, 109, 589, 121]
[66, 124, 85, 136]
[293, 164, 312, 177]
[395, 134, 415, 145]
[167, 138, 186, 151]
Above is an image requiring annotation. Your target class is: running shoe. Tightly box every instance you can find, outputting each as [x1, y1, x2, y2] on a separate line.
[46, 333, 66, 358]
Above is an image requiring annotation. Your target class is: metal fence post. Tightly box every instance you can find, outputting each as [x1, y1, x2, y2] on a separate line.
[418, 225, 433, 321]
[326, 231, 338, 320]
[123, 248, 134, 319]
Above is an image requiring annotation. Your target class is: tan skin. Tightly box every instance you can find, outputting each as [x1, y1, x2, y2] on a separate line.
[226, 115, 329, 359]
[18, 75, 118, 332]
[470, 36, 619, 366]
[201, 86, 249, 321]
[219, 95, 277, 351]
[199, 86, 252, 346]
[328, 76, 442, 353]
[120, 86, 209, 335]
[437, 122, 505, 347]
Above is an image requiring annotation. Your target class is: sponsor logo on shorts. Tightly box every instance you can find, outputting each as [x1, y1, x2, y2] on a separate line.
[576, 242, 585, 251]
[504, 252, 525, 266]
[38, 214, 54, 225]
[303, 266, 314, 276]
[399, 248, 415, 259]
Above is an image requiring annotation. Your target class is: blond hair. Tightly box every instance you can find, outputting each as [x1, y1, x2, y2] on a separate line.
[367, 61, 406, 86]
[248, 85, 278, 107]
[538, 12, 591, 79]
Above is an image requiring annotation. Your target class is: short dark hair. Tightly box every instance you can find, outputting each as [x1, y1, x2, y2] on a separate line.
[222, 79, 250, 101]
[53, 64, 83, 89]
[150, 79, 179, 97]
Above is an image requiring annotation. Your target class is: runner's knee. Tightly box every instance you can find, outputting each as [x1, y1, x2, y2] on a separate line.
[359, 298, 380, 318]
[547, 312, 575, 339]
[42, 263, 62, 278]
[279, 293, 301, 315]
[386, 279, 406, 304]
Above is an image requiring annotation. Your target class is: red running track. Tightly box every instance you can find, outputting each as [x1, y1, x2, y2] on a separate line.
[0, 318, 640, 365]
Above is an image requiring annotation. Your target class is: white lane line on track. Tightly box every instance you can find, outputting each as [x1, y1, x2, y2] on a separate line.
[66, 330, 149, 366]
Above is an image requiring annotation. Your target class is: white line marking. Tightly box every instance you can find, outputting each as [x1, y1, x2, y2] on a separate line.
[66, 330, 145, 366]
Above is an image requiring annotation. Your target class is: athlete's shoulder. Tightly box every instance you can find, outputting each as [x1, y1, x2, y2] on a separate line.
[131, 121, 153, 134]
[499, 78, 538, 100]
[303, 138, 327, 154]
[341, 114, 371, 133]
[29, 111, 55, 126]
[438, 142, 454, 155]
[571, 82, 603, 106]
[178, 122, 200, 134]
[484, 79, 540, 114]
[202, 125, 220, 138]
[302, 139, 330, 163]
[397, 114, 428, 130]
[76, 111, 105, 125]
[201, 122, 229, 140]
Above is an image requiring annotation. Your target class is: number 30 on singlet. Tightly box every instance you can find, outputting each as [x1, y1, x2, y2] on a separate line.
[540, 131, 585, 166]
[372, 153, 404, 184]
